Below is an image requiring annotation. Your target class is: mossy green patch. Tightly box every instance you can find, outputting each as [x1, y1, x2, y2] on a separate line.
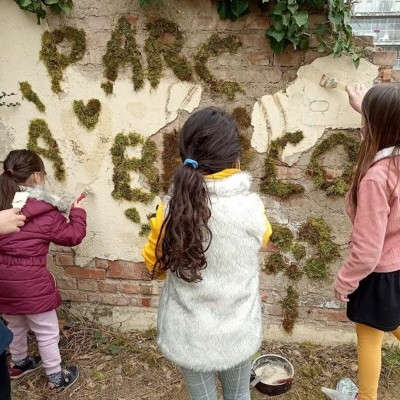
[260, 131, 305, 199]
[280, 285, 299, 333]
[307, 130, 361, 196]
[139, 223, 151, 237]
[285, 263, 303, 282]
[145, 18, 193, 88]
[111, 132, 159, 203]
[239, 133, 254, 170]
[19, 82, 45, 112]
[101, 81, 113, 96]
[263, 252, 287, 274]
[73, 99, 101, 130]
[292, 243, 306, 261]
[298, 217, 331, 245]
[27, 119, 65, 181]
[270, 223, 294, 251]
[102, 17, 144, 94]
[232, 107, 251, 129]
[40, 26, 86, 94]
[125, 207, 141, 223]
[194, 33, 243, 100]
[161, 129, 181, 193]
[304, 257, 329, 280]
[317, 239, 341, 263]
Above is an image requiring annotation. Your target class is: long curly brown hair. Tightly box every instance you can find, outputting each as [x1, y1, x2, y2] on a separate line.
[349, 84, 400, 210]
[153, 107, 241, 283]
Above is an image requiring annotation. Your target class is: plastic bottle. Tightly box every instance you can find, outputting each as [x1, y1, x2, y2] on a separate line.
[322, 378, 358, 400]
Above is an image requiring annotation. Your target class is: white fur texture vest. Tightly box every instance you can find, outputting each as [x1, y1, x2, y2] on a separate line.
[157, 172, 266, 371]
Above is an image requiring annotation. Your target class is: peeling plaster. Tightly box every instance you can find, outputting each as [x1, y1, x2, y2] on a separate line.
[251, 55, 379, 165]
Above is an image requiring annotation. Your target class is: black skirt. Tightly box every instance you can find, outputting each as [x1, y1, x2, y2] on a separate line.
[347, 270, 400, 332]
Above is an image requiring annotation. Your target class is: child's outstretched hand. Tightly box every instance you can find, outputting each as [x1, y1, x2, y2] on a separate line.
[346, 83, 368, 114]
[0, 208, 26, 234]
[72, 196, 85, 209]
[334, 288, 349, 303]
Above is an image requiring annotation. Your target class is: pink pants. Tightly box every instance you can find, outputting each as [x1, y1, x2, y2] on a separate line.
[3, 310, 61, 375]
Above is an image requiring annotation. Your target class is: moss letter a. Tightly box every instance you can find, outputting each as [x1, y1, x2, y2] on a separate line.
[27, 119, 66, 181]
[102, 17, 144, 94]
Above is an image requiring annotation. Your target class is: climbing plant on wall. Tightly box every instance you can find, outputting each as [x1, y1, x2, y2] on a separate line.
[140, 0, 363, 67]
[14, 0, 73, 24]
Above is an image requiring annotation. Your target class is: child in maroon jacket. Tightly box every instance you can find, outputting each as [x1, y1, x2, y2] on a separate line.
[0, 149, 86, 392]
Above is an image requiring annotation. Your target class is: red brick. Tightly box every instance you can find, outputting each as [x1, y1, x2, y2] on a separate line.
[305, 307, 347, 322]
[57, 277, 77, 290]
[382, 69, 393, 82]
[130, 296, 141, 307]
[56, 253, 74, 266]
[261, 294, 268, 303]
[372, 51, 397, 67]
[141, 297, 152, 307]
[60, 290, 88, 302]
[64, 267, 106, 280]
[150, 297, 159, 308]
[275, 165, 302, 180]
[126, 15, 138, 27]
[273, 50, 302, 67]
[245, 15, 269, 30]
[108, 261, 148, 280]
[247, 51, 270, 66]
[325, 168, 342, 181]
[241, 32, 269, 49]
[87, 293, 130, 306]
[95, 258, 109, 270]
[392, 70, 400, 82]
[121, 283, 140, 294]
[264, 304, 282, 317]
[98, 281, 119, 293]
[77, 279, 98, 291]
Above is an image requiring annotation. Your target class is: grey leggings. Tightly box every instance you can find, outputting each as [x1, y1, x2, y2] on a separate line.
[181, 359, 252, 400]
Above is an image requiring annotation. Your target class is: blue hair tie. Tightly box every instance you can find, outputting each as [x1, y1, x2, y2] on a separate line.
[183, 158, 199, 169]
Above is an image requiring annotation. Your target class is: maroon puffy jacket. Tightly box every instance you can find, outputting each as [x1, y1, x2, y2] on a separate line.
[0, 188, 86, 315]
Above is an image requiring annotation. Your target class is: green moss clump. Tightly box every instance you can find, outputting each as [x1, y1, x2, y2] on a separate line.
[145, 18, 193, 88]
[280, 285, 299, 333]
[285, 263, 303, 282]
[102, 17, 144, 94]
[27, 119, 65, 181]
[270, 223, 294, 251]
[73, 99, 101, 130]
[162, 129, 181, 193]
[292, 243, 306, 261]
[304, 257, 329, 280]
[111, 132, 159, 203]
[101, 82, 113, 96]
[239, 133, 254, 170]
[264, 253, 287, 274]
[260, 132, 305, 200]
[298, 217, 331, 245]
[139, 223, 151, 237]
[194, 33, 244, 100]
[307, 131, 361, 197]
[40, 27, 86, 93]
[124, 207, 140, 223]
[19, 82, 45, 112]
[232, 107, 251, 128]
[317, 240, 341, 263]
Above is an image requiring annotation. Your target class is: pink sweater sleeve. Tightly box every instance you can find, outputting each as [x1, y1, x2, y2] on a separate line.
[334, 179, 390, 295]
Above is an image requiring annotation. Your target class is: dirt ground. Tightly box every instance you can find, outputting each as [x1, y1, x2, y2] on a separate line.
[11, 307, 400, 400]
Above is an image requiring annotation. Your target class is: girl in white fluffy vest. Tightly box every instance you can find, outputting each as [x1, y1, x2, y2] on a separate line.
[143, 107, 272, 400]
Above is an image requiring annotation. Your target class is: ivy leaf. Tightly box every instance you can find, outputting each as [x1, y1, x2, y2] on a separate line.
[231, 0, 250, 18]
[273, 1, 288, 15]
[44, 0, 60, 4]
[293, 11, 308, 27]
[282, 13, 290, 27]
[18, 0, 32, 7]
[352, 55, 361, 69]
[269, 37, 285, 54]
[58, 2, 73, 14]
[299, 37, 309, 50]
[288, 3, 299, 14]
[217, 1, 228, 19]
[271, 14, 284, 31]
[266, 26, 285, 43]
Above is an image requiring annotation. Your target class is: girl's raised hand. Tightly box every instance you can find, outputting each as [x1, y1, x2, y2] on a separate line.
[0, 208, 26, 234]
[334, 288, 349, 303]
[72, 197, 85, 209]
[346, 83, 368, 114]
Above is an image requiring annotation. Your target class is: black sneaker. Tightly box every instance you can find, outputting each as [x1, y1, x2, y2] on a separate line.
[9, 356, 43, 380]
[48, 366, 79, 392]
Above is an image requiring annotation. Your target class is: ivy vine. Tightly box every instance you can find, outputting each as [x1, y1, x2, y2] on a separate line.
[14, 0, 73, 24]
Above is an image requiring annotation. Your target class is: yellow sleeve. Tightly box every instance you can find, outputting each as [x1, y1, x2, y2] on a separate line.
[262, 208, 272, 247]
[142, 203, 166, 280]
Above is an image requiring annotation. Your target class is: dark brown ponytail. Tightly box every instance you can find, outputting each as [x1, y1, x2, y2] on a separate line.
[153, 107, 241, 282]
[0, 150, 45, 210]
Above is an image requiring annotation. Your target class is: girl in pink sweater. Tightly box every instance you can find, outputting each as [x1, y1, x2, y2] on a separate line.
[334, 83, 400, 400]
